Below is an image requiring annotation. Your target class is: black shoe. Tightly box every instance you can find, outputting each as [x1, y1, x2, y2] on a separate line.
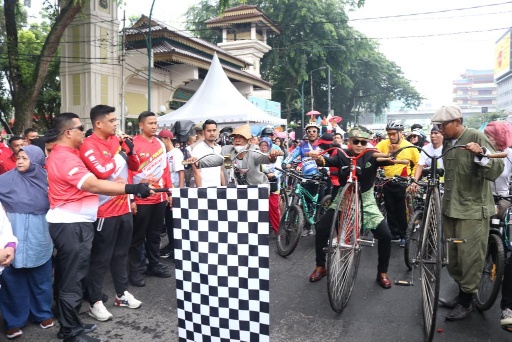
[129, 272, 146, 287]
[446, 303, 473, 321]
[145, 266, 172, 278]
[58, 324, 97, 339]
[439, 296, 458, 309]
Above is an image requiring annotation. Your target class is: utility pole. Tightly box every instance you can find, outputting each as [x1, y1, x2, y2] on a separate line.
[120, 11, 126, 133]
[147, 0, 156, 111]
[327, 67, 331, 115]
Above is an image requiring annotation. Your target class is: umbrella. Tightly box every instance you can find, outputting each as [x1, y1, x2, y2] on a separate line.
[306, 110, 321, 116]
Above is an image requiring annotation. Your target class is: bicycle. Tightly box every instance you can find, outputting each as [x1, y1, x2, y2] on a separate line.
[322, 147, 409, 313]
[404, 180, 428, 270]
[475, 194, 511, 311]
[274, 167, 331, 257]
[392, 144, 501, 342]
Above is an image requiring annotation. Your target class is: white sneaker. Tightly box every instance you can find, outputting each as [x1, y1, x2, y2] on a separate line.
[301, 229, 310, 237]
[115, 291, 142, 309]
[501, 308, 512, 326]
[88, 301, 113, 321]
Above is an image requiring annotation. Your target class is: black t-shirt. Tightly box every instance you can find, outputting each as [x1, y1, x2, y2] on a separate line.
[323, 149, 388, 193]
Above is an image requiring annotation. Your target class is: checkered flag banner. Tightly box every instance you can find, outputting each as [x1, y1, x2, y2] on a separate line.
[172, 186, 270, 342]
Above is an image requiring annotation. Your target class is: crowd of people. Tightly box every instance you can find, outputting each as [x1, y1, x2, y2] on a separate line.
[0, 104, 511, 340]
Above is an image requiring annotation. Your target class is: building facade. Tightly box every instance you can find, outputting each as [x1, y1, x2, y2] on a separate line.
[452, 69, 496, 110]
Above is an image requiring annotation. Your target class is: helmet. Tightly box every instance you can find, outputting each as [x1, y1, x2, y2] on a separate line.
[375, 132, 384, 138]
[386, 120, 404, 131]
[260, 127, 274, 136]
[304, 122, 321, 131]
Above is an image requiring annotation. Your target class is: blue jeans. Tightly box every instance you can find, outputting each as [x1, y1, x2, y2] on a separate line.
[0, 258, 53, 329]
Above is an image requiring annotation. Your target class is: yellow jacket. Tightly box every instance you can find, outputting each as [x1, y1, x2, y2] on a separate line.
[376, 138, 420, 178]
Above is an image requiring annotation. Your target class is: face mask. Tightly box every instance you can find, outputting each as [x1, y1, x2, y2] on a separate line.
[234, 145, 247, 153]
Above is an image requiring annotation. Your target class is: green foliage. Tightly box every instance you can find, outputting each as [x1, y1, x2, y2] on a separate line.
[185, 0, 422, 127]
[465, 111, 509, 129]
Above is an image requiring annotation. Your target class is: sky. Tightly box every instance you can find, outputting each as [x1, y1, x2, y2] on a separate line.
[27, 0, 512, 108]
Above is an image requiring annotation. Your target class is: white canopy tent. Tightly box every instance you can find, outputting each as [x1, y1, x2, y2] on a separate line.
[158, 54, 286, 128]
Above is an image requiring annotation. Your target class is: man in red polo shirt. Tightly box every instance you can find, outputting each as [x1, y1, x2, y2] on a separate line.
[79, 105, 142, 322]
[0, 136, 23, 174]
[46, 113, 151, 342]
[128, 111, 172, 287]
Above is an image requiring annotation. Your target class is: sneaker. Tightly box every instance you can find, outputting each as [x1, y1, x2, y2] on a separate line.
[57, 324, 97, 339]
[6, 328, 22, 339]
[399, 238, 406, 248]
[391, 235, 401, 242]
[88, 301, 113, 321]
[159, 248, 174, 259]
[301, 229, 310, 237]
[115, 291, 142, 309]
[40, 318, 54, 329]
[501, 308, 512, 326]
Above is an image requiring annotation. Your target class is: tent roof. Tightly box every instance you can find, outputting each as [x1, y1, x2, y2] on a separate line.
[158, 54, 286, 127]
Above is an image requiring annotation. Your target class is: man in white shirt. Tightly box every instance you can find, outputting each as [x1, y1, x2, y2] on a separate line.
[410, 125, 444, 191]
[191, 120, 223, 187]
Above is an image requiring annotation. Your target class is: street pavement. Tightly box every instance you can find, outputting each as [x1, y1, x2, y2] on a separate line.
[4, 232, 511, 341]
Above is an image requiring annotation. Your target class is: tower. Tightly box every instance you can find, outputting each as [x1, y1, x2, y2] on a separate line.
[59, 0, 120, 127]
[206, 5, 280, 78]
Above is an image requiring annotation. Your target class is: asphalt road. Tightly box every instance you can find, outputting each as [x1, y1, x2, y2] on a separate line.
[4, 232, 511, 341]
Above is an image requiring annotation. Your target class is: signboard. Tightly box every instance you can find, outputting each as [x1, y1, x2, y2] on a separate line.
[495, 29, 512, 81]
[248, 96, 281, 118]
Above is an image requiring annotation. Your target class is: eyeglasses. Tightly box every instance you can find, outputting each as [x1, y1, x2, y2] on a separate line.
[438, 120, 455, 129]
[61, 125, 85, 135]
[306, 130, 318, 134]
[351, 139, 368, 146]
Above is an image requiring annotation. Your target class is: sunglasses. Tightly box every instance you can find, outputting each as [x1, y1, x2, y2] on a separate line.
[351, 139, 368, 146]
[61, 125, 85, 135]
[306, 129, 318, 134]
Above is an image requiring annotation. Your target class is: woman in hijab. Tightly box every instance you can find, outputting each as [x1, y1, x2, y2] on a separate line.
[0, 145, 54, 339]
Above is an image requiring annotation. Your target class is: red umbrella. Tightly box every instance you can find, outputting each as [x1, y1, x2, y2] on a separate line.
[306, 110, 321, 116]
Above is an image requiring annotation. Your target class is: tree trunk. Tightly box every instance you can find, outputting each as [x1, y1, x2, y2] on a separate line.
[5, 0, 84, 134]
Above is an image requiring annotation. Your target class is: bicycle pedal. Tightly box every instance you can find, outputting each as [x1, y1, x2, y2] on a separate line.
[446, 238, 467, 244]
[358, 237, 375, 247]
[395, 280, 413, 286]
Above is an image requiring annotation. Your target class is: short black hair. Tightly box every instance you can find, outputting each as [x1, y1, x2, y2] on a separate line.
[8, 135, 23, 145]
[90, 105, 115, 125]
[138, 111, 156, 123]
[43, 129, 59, 143]
[202, 119, 217, 131]
[334, 133, 343, 139]
[54, 112, 80, 135]
[23, 127, 37, 138]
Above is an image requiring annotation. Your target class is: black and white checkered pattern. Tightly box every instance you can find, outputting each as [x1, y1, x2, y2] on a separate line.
[172, 186, 270, 342]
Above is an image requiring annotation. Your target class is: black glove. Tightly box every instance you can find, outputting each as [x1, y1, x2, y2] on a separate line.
[122, 138, 135, 156]
[125, 183, 151, 198]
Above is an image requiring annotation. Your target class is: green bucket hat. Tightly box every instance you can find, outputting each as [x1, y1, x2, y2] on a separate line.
[348, 126, 372, 139]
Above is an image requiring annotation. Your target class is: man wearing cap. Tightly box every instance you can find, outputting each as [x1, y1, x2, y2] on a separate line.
[432, 105, 503, 321]
[376, 121, 420, 247]
[308, 126, 395, 288]
[409, 126, 444, 192]
[282, 122, 323, 236]
[158, 129, 184, 259]
[192, 123, 279, 226]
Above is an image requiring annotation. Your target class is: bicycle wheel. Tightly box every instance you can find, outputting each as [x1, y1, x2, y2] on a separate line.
[326, 183, 362, 313]
[276, 204, 304, 257]
[315, 194, 332, 224]
[419, 187, 442, 342]
[404, 210, 424, 270]
[476, 233, 505, 311]
[279, 188, 288, 219]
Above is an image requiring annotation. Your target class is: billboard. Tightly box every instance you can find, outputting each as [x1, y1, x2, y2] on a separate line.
[495, 29, 512, 81]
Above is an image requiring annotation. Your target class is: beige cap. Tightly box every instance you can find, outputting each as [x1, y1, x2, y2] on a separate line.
[431, 105, 462, 124]
[230, 124, 252, 140]
[194, 122, 203, 131]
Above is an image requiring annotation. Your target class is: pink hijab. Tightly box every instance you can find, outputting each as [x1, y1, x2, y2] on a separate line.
[484, 121, 512, 151]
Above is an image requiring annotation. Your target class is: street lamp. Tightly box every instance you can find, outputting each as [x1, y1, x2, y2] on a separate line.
[147, 0, 157, 112]
[127, 121, 133, 136]
[301, 66, 326, 129]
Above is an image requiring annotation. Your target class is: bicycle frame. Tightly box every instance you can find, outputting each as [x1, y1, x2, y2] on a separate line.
[284, 170, 327, 225]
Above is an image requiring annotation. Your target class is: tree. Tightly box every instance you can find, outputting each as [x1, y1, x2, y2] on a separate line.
[4, 0, 85, 134]
[185, 0, 422, 127]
